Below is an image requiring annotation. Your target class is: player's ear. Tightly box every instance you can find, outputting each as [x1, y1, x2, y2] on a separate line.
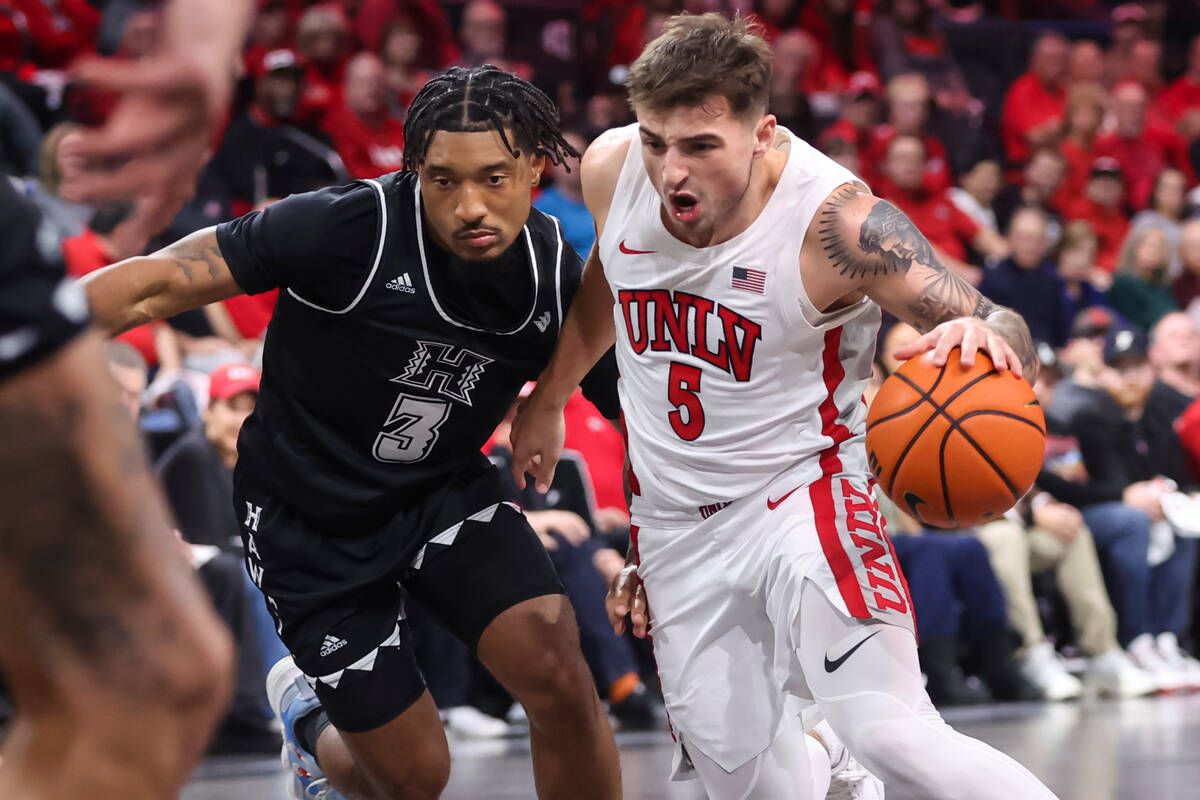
[752, 114, 777, 159]
[529, 153, 546, 185]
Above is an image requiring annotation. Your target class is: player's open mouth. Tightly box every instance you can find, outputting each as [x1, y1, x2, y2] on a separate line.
[669, 193, 700, 223]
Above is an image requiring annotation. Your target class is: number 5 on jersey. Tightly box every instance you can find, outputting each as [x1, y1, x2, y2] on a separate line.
[668, 361, 705, 440]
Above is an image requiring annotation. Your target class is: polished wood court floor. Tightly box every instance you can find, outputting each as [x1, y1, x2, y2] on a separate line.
[182, 694, 1200, 799]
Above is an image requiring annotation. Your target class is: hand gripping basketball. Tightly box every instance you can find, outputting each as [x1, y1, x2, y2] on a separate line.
[893, 316, 1024, 379]
[607, 564, 649, 638]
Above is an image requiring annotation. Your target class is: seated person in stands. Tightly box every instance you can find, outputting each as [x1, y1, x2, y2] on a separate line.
[107, 346, 277, 753]
[975, 346, 1156, 700]
[486, 392, 657, 730]
[1042, 327, 1200, 690]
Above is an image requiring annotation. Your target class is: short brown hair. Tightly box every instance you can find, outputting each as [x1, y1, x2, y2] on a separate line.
[626, 13, 772, 119]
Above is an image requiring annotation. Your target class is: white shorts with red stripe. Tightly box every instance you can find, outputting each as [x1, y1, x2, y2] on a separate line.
[633, 467, 916, 777]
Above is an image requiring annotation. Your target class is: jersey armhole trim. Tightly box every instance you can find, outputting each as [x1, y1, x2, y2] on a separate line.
[552, 217, 565, 332]
[285, 178, 386, 315]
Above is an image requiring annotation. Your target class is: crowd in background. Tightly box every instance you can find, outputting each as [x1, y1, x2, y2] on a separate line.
[4, 0, 1200, 746]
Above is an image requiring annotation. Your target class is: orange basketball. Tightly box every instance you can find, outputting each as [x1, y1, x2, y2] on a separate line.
[866, 348, 1045, 530]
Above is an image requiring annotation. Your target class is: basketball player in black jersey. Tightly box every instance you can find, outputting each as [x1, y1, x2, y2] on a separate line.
[82, 67, 623, 800]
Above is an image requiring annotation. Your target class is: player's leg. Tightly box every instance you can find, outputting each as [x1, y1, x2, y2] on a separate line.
[797, 580, 1060, 799]
[685, 713, 824, 800]
[407, 499, 620, 800]
[0, 332, 234, 799]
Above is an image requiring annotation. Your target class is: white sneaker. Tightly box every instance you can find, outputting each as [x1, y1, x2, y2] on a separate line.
[1155, 633, 1200, 691]
[1085, 648, 1158, 698]
[440, 706, 510, 739]
[812, 720, 885, 800]
[1128, 633, 1187, 692]
[1019, 642, 1083, 701]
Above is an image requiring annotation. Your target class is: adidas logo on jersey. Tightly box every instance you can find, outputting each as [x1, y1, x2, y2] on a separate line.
[534, 311, 552, 332]
[386, 273, 416, 294]
[320, 634, 348, 657]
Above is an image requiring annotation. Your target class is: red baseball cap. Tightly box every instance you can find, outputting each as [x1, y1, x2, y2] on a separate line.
[209, 363, 261, 401]
[845, 71, 882, 99]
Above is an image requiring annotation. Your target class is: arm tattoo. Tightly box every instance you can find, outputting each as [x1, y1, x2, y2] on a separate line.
[162, 235, 225, 283]
[819, 190, 937, 279]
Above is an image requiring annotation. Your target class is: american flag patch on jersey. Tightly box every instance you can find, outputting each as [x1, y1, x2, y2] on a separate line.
[731, 266, 767, 294]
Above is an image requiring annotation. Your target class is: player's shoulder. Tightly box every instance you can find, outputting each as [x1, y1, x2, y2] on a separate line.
[581, 124, 636, 218]
[527, 205, 584, 276]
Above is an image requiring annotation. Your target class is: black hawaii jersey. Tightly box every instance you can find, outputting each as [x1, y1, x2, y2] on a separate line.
[216, 171, 618, 525]
[0, 176, 89, 382]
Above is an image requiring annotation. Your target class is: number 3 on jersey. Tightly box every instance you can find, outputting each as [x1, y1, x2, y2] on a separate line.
[373, 394, 451, 463]
[667, 361, 705, 440]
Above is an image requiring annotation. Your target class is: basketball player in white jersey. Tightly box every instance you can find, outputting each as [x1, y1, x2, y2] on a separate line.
[511, 13, 1058, 800]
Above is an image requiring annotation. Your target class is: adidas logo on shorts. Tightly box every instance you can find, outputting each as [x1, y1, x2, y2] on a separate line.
[320, 634, 348, 657]
[386, 273, 416, 294]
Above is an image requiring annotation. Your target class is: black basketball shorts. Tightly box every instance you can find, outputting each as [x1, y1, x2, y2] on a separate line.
[232, 462, 564, 733]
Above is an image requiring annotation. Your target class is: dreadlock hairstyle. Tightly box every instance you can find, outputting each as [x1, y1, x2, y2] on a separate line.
[402, 66, 579, 172]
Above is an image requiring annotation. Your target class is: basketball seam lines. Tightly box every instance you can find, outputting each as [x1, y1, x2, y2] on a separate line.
[884, 366, 991, 497]
[880, 363, 953, 496]
[939, 408, 1046, 524]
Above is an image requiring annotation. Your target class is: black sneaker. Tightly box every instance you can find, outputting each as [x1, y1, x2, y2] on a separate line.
[609, 683, 658, 731]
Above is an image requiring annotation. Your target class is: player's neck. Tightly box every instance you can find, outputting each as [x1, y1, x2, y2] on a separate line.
[661, 149, 785, 248]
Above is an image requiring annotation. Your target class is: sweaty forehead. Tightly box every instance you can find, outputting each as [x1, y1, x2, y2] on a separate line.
[637, 97, 746, 139]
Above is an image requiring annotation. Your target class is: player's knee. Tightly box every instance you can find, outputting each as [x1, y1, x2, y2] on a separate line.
[516, 638, 596, 728]
[155, 608, 236, 728]
[366, 742, 450, 800]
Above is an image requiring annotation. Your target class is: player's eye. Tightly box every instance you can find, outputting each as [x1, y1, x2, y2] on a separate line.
[432, 177, 452, 187]
[644, 140, 666, 153]
[487, 175, 506, 186]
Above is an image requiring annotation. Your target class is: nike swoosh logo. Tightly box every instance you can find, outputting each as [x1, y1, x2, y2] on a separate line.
[823, 630, 881, 673]
[903, 491, 927, 522]
[767, 485, 803, 511]
[619, 240, 657, 255]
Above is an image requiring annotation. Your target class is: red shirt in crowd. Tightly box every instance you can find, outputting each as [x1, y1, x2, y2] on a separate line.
[222, 292, 279, 340]
[1055, 138, 1099, 211]
[562, 390, 627, 514]
[0, 0, 99, 70]
[1094, 122, 1194, 210]
[62, 230, 160, 365]
[866, 127, 952, 194]
[321, 104, 405, 179]
[1156, 75, 1200, 129]
[1001, 72, 1065, 167]
[882, 185, 980, 262]
[819, 119, 873, 171]
[1063, 197, 1130, 273]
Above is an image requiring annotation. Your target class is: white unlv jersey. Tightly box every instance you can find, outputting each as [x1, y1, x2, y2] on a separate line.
[598, 124, 882, 524]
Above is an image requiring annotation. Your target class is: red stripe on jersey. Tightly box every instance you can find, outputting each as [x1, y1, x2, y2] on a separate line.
[817, 327, 852, 476]
[870, 479, 919, 637]
[619, 409, 642, 497]
[810, 477, 871, 619]
[629, 524, 641, 566]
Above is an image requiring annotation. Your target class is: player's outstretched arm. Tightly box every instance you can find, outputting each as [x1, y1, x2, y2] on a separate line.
[511, 129, 631, 492]
[80, 227, 242, 337]
[804, 184, 1037, 380]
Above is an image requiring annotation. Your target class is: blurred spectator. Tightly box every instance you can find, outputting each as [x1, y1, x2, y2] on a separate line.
[1109, 226, 1177, 332]
[798, 0, 877, 88]
[1125, 39, 1163, 99]
[561, 389, 629, 539]
[295, 4, 353, 123]
[322, 52, 404, 179]
[817, 71, 884, 174]
[1068, 39, 1105, 87]
[948, 156, 1002, 232]
[820, 132, 862, 178]
[354, 0, 458, 65]
[1063, 157, 1130, 273]
[1148, 312, 1200, 410]
[879, 135, 1007, 275]
[869, 0, 974, 114]
[1105, 4, 1150, 87]
[769, 30, 819, 135]
[1094, 81, 1192, 211]
[979, 207, 1067, 346]
[974, 360, 1156, 700]
[378, 13, 439, 112]
[1047, 307, 1112, 429]
[1174, 219, 1200, 316]
[0, 0, 100, 70]
[752, 0, 803, 42]
[1055, 82, 1107, 212]
[993, 147, 1066, 238]
[243, 0, 298, 79]
[1130, 168, 1189, 278]
[866, 73, 950, 193]
[158, 363, 262, 551]
[0, 81, 42, 176]
[1001, 33, 1069, 169]
[23, 122, 90, 242]
[1056, 220, 1108, 324]
[457, 0, 533, 80]
[208, 48, 346, 215]
[534, 131, 592, 260]
[1155, 35, 1200, 144]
